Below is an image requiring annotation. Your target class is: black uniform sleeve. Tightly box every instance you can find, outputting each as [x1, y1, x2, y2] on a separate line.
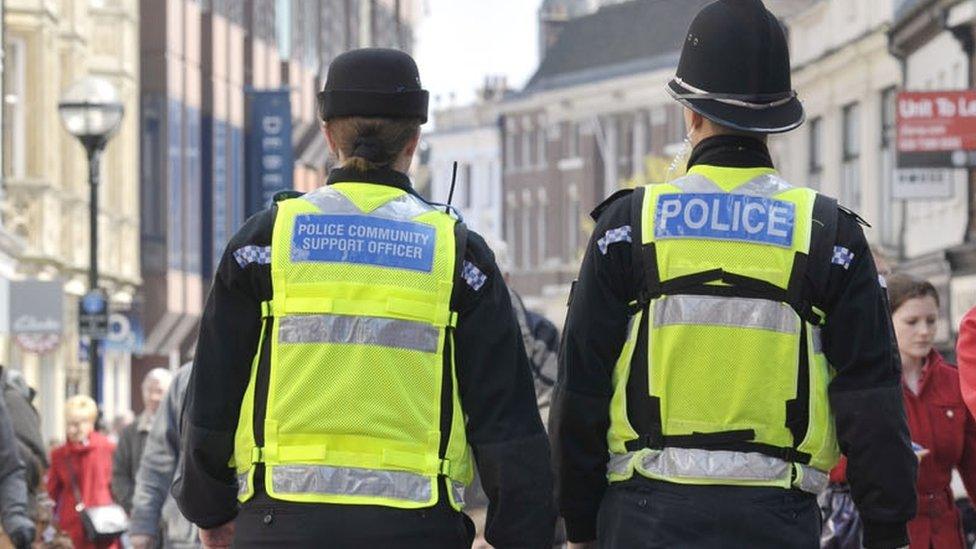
[549, 195, 636, 543]
[453, 230, 556, 549]
[173, 208, 276, 529]
[820, 213, 916, 548]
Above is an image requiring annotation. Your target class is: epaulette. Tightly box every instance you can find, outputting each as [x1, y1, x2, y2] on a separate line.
[838, 204, 871, 228]
[273, 190, 305, 203]
[590, 189, 634, 221]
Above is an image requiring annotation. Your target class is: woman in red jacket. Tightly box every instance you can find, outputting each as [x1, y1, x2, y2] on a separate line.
[47, 395, 119, 549]
[887, 274, 976, 548]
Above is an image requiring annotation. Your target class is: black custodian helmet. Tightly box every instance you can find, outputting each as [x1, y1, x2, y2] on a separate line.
[667, 0, 803, 134]
[318, 48, 429, 123]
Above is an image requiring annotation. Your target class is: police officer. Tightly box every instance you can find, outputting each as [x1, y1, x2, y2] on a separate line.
[175, 48, 555, 548]
[550, 1, 917, 548]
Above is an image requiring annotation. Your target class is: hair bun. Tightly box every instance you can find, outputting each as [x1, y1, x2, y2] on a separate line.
[352, 136, 384, 162]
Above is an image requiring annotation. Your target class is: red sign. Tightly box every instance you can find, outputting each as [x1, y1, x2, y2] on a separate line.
[897, 91, 976, 153]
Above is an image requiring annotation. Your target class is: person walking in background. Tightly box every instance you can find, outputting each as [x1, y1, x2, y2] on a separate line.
[1, 367, 47, 526]
[112, 368, 172, 515]
[129, 364, 198, 549]
[858, 274, 976, 549]
[0, 381, 36, 549]
[48, 395, 119, 549]
[957, 305, 976, 420]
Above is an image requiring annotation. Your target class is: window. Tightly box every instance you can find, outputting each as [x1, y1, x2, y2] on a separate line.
[537, 189, 547, 265]
[537, 126, 547, 167]
[505, 192, 517, 260]
[565, 122, 579, 158]
[808, 116, 823, 190]
[842, 103, 861, 209]
[505, 130, 516, 170]
[3, 37, 25, 179]
[459, 164, 472, 209]
[880, 87, 897, 244]
[567, 184, 580, 260]
[523, 125, 534, 169]
[521, 190, 533, 269]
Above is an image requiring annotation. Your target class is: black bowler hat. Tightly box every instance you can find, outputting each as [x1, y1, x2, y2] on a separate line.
[667, 0, 803, 134]
[318, 48, 429, 123]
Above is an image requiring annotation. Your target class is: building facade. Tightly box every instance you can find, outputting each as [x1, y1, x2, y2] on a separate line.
[889, 0, 976, 345]
[426, 79, 508, 246]
[135, 0, 420, 410]
[1, 0, 141, 440]
[499, 0, 709, 316]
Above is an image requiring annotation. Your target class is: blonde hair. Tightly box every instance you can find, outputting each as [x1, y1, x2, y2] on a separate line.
[326, 116, 422, 171]
[65, 394, 98, 421]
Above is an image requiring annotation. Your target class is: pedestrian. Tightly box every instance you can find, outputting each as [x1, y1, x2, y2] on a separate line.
[111, 368, 172, 514]
[1, 367, 48, 521]
[550, 1, 917, 548]
[957, 305, 976, 419]
[129, 364, 198, 549]
[830, 274, 976, 548]
[47, 395, 120, 549]
[173, 48, 555, 549]
[0, 377, 35, 549]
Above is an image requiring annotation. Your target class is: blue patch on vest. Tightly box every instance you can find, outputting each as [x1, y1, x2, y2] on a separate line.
[291, 214, 436, 272]
[654, 193, 795, 248]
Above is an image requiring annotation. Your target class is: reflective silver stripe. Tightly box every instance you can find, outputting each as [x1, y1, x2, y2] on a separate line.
[451, 481, 466, 506]
[272, 465, 433, 503]
[669, 173, 794, 198]
[795, 465, 829, 494]
[811, 327, 823, 354]
[730, 174, 794, 198]
[278, 314, 439, 353]
[609, 449, 827, 494]
[608, 452, 634, 476]
[670, 174, 724, 193]
[237, 472, 249, 497]
[653, 294, 798, 334]
[303, 185, 434, 221]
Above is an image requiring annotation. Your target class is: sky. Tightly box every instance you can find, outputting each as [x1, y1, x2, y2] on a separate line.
[414, 0, 544, 110]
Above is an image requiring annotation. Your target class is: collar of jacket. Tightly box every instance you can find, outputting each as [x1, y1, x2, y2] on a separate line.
[326, 166, 416, 194]
[687, 135, 774, 170]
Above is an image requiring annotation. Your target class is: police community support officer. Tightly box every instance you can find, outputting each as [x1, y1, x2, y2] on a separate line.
[550, 1, 917, 548]
[174, 48, 555, 549]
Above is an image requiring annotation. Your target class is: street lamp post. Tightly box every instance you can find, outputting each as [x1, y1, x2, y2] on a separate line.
[58, 77, 124, 404]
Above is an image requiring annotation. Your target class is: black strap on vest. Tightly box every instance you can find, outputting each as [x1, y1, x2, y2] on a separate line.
[624, 189, 839, 465]
[438, 222, 468, 463]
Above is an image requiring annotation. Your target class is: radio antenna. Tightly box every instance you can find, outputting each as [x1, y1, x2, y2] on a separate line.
[445, 161, 458, 214]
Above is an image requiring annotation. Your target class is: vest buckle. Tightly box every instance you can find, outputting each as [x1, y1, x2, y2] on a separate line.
[251, 447, 264, 464]
[438, 459, 452, 476]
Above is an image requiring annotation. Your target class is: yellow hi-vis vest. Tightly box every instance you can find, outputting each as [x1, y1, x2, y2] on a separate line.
[607, 165, 841, 494]
[233, 181, 474, 510]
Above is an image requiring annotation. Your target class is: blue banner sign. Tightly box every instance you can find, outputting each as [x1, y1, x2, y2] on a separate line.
[246, 89, 293, 216]
[654, 193, 795, 248]
[291, 215, 436, 272]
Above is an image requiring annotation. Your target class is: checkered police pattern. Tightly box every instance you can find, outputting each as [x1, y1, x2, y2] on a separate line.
[462, 261, 487, 291]
[598, 225, 632, 255]
[832, 246, 854, 270]
[234, 245, 272, 268]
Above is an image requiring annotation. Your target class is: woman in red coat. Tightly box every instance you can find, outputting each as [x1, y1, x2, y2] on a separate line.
[47, 395, 120, 549]
[887, 274, 976, 548]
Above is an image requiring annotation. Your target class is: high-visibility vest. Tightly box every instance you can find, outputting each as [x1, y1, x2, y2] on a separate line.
[233, 181, 474, 510]
[607, 165, 841, 494]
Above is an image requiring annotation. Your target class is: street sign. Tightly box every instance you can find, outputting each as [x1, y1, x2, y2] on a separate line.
[10, 280, 63, 335]
[245, 89, 293, 217]
[79, 289, 109, 339]
[897, 90, 976, 168]
[892, 169, 956, 200]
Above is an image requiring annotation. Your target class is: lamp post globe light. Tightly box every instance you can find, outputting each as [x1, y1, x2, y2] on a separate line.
[58, 76, 124, 404]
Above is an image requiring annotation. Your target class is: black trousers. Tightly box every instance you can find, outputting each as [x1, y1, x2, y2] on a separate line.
[234, 489, 475, 549]
[596, 478, 820, 549]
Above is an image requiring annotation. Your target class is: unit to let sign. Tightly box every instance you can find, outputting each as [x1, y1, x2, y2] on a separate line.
[897, 90, 976, 168]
